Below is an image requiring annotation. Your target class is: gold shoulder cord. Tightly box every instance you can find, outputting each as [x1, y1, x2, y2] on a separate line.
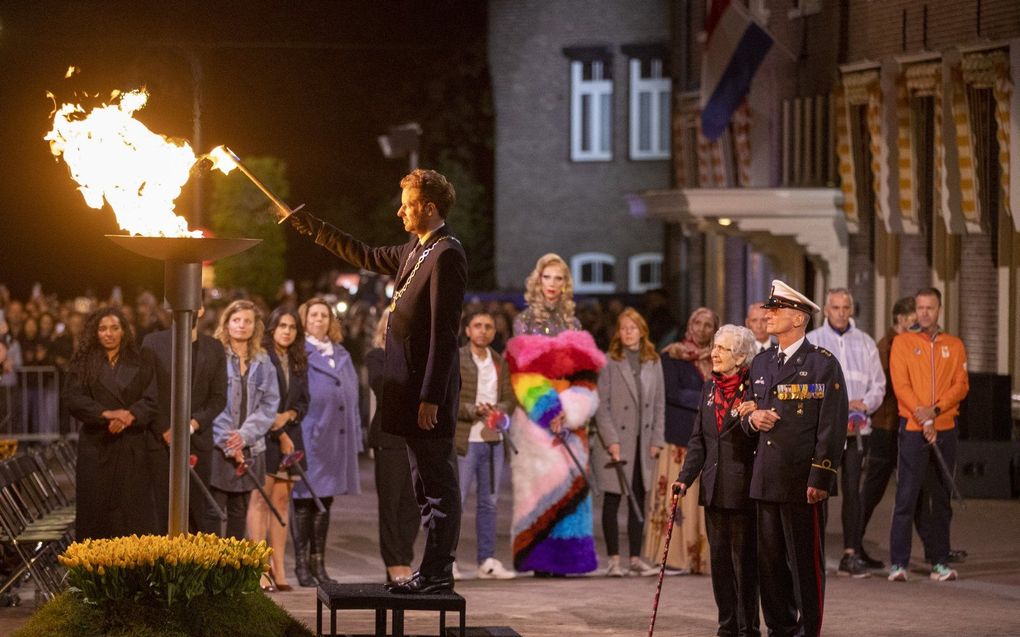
[387, 236, 450, 313]
[811, 459, 837, 474]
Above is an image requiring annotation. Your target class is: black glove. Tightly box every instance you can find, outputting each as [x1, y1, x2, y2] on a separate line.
[289, 209, 324, 237]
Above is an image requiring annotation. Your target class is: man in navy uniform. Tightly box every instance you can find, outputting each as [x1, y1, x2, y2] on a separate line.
[290, 169, 467, 594]
[743, 280, 848, 637]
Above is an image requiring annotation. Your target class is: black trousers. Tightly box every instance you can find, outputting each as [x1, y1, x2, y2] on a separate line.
[858, 427, 897, 546]
[374, 444, 420, 567]
[890, 425, 957, 567]
[839, 436, 868, 551]
[706, 506, 760, 637]
[405, 436, 461, 577]
[602, 453, 646, 558]
[210, 488, 250, 539]
[147, 445, 222, 535]
[757, 500, 827, 637]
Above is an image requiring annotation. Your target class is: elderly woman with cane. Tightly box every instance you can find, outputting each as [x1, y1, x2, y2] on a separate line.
[673, 324, 760, 637]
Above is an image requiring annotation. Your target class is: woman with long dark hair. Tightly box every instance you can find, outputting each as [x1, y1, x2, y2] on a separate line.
[293, 297, 362, 585]
[248, 306, 309, 592]
[210, 300, 279, 540]
[64, 306, 158, 539]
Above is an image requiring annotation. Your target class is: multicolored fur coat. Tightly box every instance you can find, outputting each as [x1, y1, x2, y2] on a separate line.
[505, 329, 605, 574]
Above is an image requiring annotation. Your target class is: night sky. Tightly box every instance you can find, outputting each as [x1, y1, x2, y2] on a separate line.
[0, 1, 488, 299]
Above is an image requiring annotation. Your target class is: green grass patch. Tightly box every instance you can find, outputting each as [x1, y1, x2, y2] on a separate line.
[13, 590, 314, 637]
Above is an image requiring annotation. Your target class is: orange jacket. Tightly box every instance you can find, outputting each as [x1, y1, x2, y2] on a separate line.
[889, 330, 969, 431]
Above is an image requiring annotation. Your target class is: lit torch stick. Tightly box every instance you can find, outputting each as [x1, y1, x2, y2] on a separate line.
[206, 146, 304, 223]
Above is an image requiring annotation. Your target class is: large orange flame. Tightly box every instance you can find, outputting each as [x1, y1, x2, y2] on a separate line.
[45, 88, 233, 238]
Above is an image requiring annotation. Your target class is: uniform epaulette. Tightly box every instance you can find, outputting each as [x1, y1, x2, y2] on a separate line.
[814, 346, 833, 358]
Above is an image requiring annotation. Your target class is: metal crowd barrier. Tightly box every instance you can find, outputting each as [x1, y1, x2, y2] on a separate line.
[1, 366, 65, 442]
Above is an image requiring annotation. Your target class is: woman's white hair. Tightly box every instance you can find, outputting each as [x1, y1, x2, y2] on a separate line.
[714, 324, 756, 367]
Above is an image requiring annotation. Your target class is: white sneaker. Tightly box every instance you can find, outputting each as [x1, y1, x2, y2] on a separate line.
[887, 565, 908, 582]
[930, 563, 958, 582]
[627, 558, 659, 577]
[477, 557, 517, 580]
[452, 561, 463, 581]
[605, 557, 625, 577]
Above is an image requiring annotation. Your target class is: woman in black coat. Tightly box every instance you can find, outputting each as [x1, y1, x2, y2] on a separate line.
[64, 307, 158, 540]
[676, 324, 760, 637]
[248, 306, 309, 591]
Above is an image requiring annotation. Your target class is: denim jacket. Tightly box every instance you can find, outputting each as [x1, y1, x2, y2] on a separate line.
[212, 349, 279, 456]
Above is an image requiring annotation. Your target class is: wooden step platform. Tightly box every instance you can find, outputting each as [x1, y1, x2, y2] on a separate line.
[316, 582, 466, 637]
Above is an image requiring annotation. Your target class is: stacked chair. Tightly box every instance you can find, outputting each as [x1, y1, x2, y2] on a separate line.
[0, 440, 76, 602]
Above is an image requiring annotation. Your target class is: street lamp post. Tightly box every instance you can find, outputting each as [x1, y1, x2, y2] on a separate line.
[377, 122, 422, 172]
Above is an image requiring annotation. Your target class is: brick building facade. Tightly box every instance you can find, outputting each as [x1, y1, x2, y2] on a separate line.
[489, 0, 671, 295]
[637, 0, 1020, 394]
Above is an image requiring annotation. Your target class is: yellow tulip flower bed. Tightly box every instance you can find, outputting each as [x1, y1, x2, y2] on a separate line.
[14, 534, 313, 637]
[59, 533, 272, 606]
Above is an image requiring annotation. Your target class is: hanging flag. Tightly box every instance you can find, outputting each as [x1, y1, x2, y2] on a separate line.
[700, 0, 774, 141]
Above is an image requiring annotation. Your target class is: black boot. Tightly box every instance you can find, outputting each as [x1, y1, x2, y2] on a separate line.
[310, 508, 337, 584]
[291, 502, 317, 587]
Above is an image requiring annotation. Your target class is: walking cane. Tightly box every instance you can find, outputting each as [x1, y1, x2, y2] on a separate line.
[555, 429, 598, 497]
[486, 410, 519, 455]
[929, 440, 966, 506]
[593, 425, 645, 524]
[188, 455, 228, 523]
[647, 483, 684, 637]
[279, 451, 326, 513]
[482, 410, 515, 496]
[235, 457, 287, 526]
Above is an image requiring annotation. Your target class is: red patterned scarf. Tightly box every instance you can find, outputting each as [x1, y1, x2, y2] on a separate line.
[712, 367, 749, 432]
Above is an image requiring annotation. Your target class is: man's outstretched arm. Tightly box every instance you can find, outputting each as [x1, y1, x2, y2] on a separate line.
[291, 210, 403, 276]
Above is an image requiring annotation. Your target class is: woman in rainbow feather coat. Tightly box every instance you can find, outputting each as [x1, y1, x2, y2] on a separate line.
[506, 254, 605, 575]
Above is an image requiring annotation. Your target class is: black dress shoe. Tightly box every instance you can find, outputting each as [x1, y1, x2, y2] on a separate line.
[387, 571, 454, 594]
[858, 549, 885, 570]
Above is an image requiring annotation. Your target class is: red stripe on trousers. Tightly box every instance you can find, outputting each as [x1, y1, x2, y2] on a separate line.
[811, 503, 824, 637]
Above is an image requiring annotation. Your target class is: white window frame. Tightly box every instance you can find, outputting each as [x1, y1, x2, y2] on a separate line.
[629, 57, 671, 160]
[571, 252, 616, 293]
[628, 253, 663, 293]
[570, 60, 613, 161]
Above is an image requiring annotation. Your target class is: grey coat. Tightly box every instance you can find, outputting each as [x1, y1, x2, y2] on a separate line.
[592, 355, 665, 494]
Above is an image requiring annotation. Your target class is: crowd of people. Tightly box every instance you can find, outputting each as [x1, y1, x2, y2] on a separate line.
[0, 167, 972, 635]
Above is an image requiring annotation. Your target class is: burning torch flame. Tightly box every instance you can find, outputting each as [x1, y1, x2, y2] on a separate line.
[44, 88, 235, 238]
[206, 146, 239, 175]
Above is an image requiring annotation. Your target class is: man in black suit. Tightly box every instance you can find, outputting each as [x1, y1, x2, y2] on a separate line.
[141, 305, 228, 534]
[742, 281, 848, 637]
[291, 168, 467, 594]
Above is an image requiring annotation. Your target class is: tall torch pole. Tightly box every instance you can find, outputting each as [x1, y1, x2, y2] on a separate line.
[165, 262, 202, 536]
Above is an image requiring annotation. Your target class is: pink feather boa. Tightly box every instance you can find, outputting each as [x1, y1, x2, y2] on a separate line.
[505, 330, 606, 378]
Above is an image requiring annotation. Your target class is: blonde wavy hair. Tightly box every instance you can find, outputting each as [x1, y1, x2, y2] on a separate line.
[214, 300, 265, 360]
[299, 297, 343, 344]
[523, 253, 576, 323]
[608, 307, 659, 363]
